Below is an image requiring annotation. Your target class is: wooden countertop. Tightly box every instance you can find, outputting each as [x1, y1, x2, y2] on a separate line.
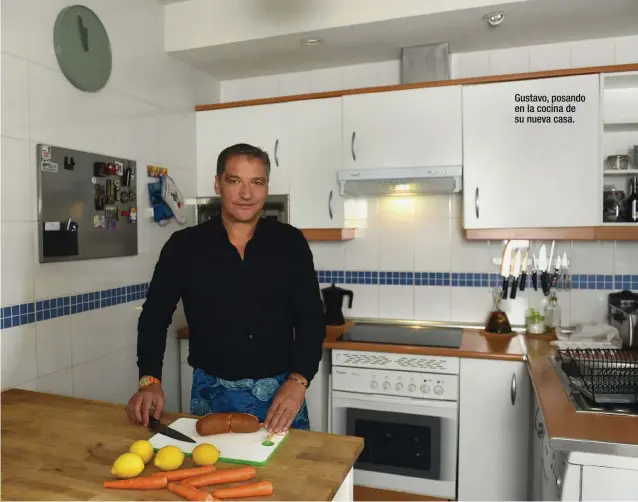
[522, 338, 638, 457]
[0, 389, 363, 501]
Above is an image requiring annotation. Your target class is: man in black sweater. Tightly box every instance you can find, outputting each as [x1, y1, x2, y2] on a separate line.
[126, 143, 326, 434]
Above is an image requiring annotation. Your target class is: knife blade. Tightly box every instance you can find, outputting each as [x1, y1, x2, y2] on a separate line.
[538, 244, 548, 296]
[509, 249, 522, 300]
[148, 416, 196, 443]
[500, 241, 513, 299]
[562, 251, 570, 291]
[519, 248, 529, 291]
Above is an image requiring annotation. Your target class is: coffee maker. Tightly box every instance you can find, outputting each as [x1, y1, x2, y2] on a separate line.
[321, 284, 354, 325]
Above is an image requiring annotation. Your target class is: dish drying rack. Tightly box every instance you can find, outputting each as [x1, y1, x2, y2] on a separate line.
[557, 348, 638, 405]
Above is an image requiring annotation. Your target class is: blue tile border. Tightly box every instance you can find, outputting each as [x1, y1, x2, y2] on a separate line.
[316, 270, 638, 291]
[1, 283, 149, 330]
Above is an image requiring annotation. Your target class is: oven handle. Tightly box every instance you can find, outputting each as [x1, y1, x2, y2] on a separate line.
[332, 390, 458, 414]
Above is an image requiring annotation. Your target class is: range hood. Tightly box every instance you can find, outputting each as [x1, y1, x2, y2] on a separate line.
[337, 166, 462, 197]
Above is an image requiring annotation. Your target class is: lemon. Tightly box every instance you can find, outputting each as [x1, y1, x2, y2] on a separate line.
[110, 452, 145, 479]
[191, 443, 220, 466]
[129, 440, 154, 464]
[153, 445, 185, 471]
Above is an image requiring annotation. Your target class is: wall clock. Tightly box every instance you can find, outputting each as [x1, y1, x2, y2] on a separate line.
[53, 5, 112, 92]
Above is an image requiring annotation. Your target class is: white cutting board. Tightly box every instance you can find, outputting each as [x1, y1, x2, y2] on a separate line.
[148, 418, 289, 466]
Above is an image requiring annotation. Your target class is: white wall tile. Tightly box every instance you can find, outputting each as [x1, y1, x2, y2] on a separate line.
[1, 137, 35, 222]
[1, 53, 30, 141]
[488, 47, 530, 75]
[452, 51, 490, 79]
[615, 36, 638, 65]
[379, 285, 414, 320]
[529, 43, 572, 72]
[35, 316, 72, 377]
[36, 367, 73, 397]
[450, 288, 492, 324]
[1, 0, 31, 59]
[614, 242, 638, 275]
[570, 289, 612, 324]
[450, 222, 493, 273]
[414, 287, 451, 322]
[342, 284, 379, 319]
[309, 243, 346, 271]
[1, 325, 38, 389]
[1, 222, 35, 305]
[570, 38, 616, 68]
[570, 242, 615, 275]
[378, 219, 415, 271]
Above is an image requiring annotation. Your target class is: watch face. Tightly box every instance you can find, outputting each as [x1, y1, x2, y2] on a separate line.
[53, 5, 112, 92]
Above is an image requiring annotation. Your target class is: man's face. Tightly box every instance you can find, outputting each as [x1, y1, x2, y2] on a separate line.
[214, 154, 268, 223]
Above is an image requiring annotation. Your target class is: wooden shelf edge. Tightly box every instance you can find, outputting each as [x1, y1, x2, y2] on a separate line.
[465, 226, 638, 241]
[195, 63, 638, 112]
[301, 228, 356, 241]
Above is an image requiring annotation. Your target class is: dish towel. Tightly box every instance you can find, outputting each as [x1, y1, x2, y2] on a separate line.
[551, 322, 623, 350]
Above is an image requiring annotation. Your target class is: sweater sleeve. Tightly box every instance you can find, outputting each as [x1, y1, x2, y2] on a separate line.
[289, 229, 326, 384]
[136, 232, 183, 381]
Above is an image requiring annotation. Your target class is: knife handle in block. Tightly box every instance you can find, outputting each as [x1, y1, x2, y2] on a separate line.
[510, 279, 518, 299]
[501, 278, 509, 299]
[532, 272, 538, 291]
[520, 272, 527, 291]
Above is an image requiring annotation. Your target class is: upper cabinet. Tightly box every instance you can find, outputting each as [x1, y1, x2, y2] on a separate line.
[462, 74, 601, 230]
[341, 86, 463, 170]
[283, 98, 345, 229]
[196, 104, 290, 197]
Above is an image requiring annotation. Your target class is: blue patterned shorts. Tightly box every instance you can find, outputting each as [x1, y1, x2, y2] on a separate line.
[190, 368, 310, 430]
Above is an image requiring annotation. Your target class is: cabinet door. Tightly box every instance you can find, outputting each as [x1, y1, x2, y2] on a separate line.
[458, 358, 531, 501]
[341, 86, 462, 170]
[286, 98, 344, 228]
[582, 465, 638, 501]
[196, 105, 289, 197]
[530, 397, 544, 501]
[462, 74, 601, 229]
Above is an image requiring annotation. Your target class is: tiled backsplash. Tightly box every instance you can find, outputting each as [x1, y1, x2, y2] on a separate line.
[310, 195, 638, 327]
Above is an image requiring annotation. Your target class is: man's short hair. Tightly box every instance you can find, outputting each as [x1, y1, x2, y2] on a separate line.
[216, 143, 271, 180]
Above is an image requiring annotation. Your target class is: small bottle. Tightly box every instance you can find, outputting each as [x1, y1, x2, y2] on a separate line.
[545, 293, 562, 329]
[626, 176, 638, 223]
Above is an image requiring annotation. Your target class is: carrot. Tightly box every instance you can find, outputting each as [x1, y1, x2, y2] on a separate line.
[184, 466, 256, 488]
[212, 480, 273, 499]
[168, 481, 217, 501]
[103, 475, 168, 490]
[152, 465, 217, 481]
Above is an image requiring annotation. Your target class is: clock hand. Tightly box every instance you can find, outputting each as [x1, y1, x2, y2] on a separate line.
[77, 15, 89, 51]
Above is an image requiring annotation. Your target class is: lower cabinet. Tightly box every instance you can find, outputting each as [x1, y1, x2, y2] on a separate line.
[457, 358, 531, 501]
[305, 349, 331, 433]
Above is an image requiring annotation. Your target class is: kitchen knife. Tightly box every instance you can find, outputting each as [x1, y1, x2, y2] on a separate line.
[509, 249, 522, 300]
[562, 251, 571, 291]
[148, 416, 196, 443]
[500, 241, 513, 299]
[538, 244, 549, 296]
[531, 255, 538, 291]
[519, 249, 529, 291]
[550, 255, 562, 290]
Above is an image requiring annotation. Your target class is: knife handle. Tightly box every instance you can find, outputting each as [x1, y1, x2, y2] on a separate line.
[501, 278, 509, 299]
[510, 278, 518, 299]
[532, 272, 538, 291]
[520, 272, 527, 291]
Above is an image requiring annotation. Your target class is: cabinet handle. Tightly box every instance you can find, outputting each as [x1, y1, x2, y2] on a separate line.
[274, 139, 279, 167]
[328, 190, 334, 219]
[475, 187, 480, 219]
[510, 373, 517, 405]
[534, 407, 545, 438]
[351, 131, 356, 161]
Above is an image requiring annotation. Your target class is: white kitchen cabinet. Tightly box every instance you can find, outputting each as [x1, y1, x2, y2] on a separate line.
[196, 104, 289, 197]
[530, 395, 544, 501]
[458, 358, 531, 501]
[305, 349, 331, 432]
[286, 98, 344, 229]
[341, 86, 462, 170]
[581, 465, 638, 501]
[462, 74, 601, 229]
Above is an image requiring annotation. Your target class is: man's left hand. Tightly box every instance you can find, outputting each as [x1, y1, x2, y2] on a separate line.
[264, 375, 307, 433]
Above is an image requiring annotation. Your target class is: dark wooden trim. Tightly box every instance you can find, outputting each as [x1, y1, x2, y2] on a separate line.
[354, 485, 449, 501]
[465, 225, 638, 241]
[195, 63, 638, 112]
[301, 228, 356, 241]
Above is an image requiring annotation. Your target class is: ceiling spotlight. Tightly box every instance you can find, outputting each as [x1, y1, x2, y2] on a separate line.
[483, 11, 505, 27]
[301, 37, 322, 46]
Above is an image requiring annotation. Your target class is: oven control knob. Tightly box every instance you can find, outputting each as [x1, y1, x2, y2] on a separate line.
[420, 384, 430, 394]
[370, 381, 379, 389]
[434, 385, 444, 395]
[383, 382, 391, 390]
[408, 384, 416, 392]
[395, 383, 403, 391]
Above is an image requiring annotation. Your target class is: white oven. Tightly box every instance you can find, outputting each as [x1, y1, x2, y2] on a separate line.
[329, 350, 459, 500]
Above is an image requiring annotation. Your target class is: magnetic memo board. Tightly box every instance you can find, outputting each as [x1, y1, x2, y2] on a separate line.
[36, 144, 138, 263]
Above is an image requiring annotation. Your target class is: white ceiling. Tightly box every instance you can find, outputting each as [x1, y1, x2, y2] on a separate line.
[164, 0, 638, 80]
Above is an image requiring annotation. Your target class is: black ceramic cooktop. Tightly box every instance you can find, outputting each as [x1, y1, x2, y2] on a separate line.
[339, 323, 463, 349]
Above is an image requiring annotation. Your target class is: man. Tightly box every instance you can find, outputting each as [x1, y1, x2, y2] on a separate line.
[126, 143, 326, 434]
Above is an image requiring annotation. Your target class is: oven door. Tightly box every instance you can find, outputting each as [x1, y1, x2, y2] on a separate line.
[331, 390, 458, 500]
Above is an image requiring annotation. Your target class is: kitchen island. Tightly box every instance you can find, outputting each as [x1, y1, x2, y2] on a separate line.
[1, 389, 363, 501]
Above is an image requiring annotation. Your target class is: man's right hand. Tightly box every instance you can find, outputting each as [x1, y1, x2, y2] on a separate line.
[125, 383, 165, 427]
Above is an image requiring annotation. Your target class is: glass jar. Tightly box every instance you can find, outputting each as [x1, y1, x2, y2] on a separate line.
[603, 186, 626, 222]
[526, 308, 546, 334]
[544, 294, 562, 329]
